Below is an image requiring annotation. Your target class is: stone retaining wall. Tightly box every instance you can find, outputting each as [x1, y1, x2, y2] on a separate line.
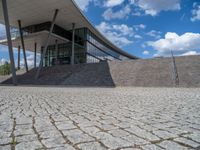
[1, 55, 200, 87]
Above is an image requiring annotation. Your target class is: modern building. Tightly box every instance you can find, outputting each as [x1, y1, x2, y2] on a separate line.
[0, 0, 137, 84]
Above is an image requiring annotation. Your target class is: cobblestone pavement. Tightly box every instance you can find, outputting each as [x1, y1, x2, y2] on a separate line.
[0, 86, 200, 150]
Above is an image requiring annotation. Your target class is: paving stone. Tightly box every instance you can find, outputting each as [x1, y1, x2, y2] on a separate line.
[15, 141, 43, 150]
[116, 122, 131, 129]
[51, 115, 69, 122]
[67, 133, 95, 144]
[14, 129, 35, 136]
[126, 127, 160, 141]
[42, 137, 66, 148]
[122, 135, 149, 145]
[0, 87, 200, 149]
[16, 117, 32, 125]
[97, 124, 119, 131]
[80, 126, 100, 136]
[77, 142, 106, 150]
[0, 124, 13, 132]
[141, 144, 164, 150]
[39, 130, 62, 139]
[0, 145, 11, 150]
[174, 137, 200, 148]
[16, 134, 38, 142]
[49, 145, 75, 150]
[62, 129, 83, 136]
[0, 132, 11, 139]
[0, 137, 12, 145]
[120, 148, 141, 150]
[158, 141, 189, 150]
[55, 121, 76, 130]
[108, 129, 130, 138]
[153, 130, 177, 139]
[100, 136, 133, 149]
[94, 132, 113, 140]
[183, 133, 200, 143]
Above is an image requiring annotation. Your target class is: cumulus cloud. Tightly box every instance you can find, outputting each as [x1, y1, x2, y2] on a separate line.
[146, 30, 162, 39]
[104, 0, 125, 7]
[134, 24, 146, 31]
[0, 25, 6, 47]
[148, 32, 200, 56]
[74, 0, 91, 11]
[181, 51, 200, 56]
[0, 58, 8, 66]
[103, 5, 131, 20]
[134, 34, 142, 39]
[137, 0, 181, 16]
[96, 22, 133, 47]
[191, 3, 200, 22]
[20, 54, 40, 68]
[143, 50, 149, 55]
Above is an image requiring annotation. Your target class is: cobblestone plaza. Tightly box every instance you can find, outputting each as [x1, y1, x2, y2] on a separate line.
[0, 86, 200, 150]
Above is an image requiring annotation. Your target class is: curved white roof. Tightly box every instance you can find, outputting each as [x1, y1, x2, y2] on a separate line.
[0, 0, 137, 59]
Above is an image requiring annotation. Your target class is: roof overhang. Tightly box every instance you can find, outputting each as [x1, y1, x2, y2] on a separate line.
[0, 31, 69, 52]
[0, 0, 138, 59]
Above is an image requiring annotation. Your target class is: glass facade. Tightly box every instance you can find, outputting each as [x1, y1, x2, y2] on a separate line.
[43, 27, 131, 66]
[44, 42, 86, 67]
[86, 29, 132, 63]
[20, 23, 132, 66]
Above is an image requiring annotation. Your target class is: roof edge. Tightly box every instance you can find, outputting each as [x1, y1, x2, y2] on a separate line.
[71, 0, 138, 59]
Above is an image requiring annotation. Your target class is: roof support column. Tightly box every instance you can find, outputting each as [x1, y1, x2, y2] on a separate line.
[40, 46, 44, 67]
[1, 0, 17, 85]
[34, 43, 37, 69]
[35, 9, 59, 79]
[18, 20, 28, 72]
[55, 39, 58, 61]
[71, 23, 75, 65]
[18, 46, 20, 70]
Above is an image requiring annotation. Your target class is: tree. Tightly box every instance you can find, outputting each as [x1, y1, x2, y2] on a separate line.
[0, 61, 11, 75]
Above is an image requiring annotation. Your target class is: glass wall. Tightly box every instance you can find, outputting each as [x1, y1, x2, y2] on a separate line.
[44, 42, 86, 67]
[43, 27, 131, 66]
[86, 29, 130, 61]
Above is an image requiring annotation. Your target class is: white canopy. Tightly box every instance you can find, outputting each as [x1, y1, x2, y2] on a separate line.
[0, 0, 137, 59]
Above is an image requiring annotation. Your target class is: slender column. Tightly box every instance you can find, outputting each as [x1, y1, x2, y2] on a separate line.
[55, 39, 58, 60]
[40, 47, 43, 67]
[35, 9, 59, 79]
[71, 23, 75, 65]
[18, 46, 20, 70]
[34, 43, 37, 68]
[2, 0, 17, 85]
[18, 20, 28, 72]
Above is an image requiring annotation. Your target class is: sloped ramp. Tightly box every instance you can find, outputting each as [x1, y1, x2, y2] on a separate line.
[1, 55, 200, 87]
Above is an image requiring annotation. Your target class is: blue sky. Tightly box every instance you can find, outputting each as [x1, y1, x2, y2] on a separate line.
[1, 0, 200, 65]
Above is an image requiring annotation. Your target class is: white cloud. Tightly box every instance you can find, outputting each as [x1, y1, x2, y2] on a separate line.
[143, 50, 149, 55]
[0, 58, 8, 66]
[112, 24, 134, 37]
[137, 0, 181, 16]
[20, 54, 40, 68]
[103, 5, 131, 20]
[104, 0, 125, 7]
[148, 32, 200, 56]
[181, 51, 200, 56]
[191, 4, 200, 22]
[96, 22, 133, 47]
[146, 30, 161, 39]
[134, 24, 146, 31]
[74, 0, 91, 11]
[134, 34, 142, 39]
[0, 24, 5, 35]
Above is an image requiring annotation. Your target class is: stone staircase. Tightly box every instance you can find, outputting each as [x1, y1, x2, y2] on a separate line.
[1, 55, 200, 87]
